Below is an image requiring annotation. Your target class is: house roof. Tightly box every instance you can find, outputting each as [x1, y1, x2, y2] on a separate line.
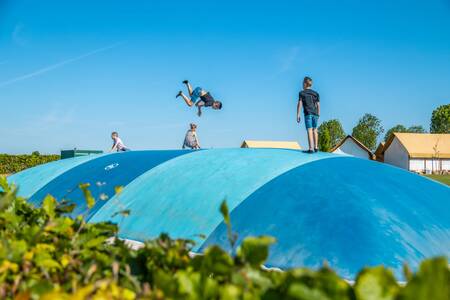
[374, 142, 385, 156]
[331, 135, 375, 159]
[384, 133, 450, 159]
[241, 140, 301, 150]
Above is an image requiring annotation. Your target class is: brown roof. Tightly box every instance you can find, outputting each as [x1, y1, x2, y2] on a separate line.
[330, 135, 375, 159]
[374, 142, 385, 156]
[384, 133, 450, 159]
[241, 140, 301, 150]
[374, 142, 385, 162]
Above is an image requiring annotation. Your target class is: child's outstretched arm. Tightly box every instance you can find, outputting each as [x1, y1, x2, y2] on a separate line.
[297, 100, 302, 123]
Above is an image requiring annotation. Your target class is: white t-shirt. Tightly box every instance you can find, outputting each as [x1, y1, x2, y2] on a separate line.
[113, 137, 127, 151]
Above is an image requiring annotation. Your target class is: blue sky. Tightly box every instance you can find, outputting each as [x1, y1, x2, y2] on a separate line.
[1, 0, 449, 154]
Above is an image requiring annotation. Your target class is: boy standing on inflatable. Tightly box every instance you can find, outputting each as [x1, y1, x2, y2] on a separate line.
[176, 80, 222, 116]
[297, 76, 320, 153]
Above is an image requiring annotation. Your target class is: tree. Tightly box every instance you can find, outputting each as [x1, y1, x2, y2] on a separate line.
[384, 125, 407, 142]
[430, 104, 450, 133]
[407, 125, 426, 133]
[318, 127, 332, 152]
[318, 119, 346, 149]
[352, 113, 384, 151]
[384, 125, 426, 141]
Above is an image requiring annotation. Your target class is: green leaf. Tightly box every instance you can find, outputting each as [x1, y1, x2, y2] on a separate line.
[29, 280, 55, 298]
[84, 236, 107, 248]
[354, 266, 399, 300]
[34, 251, 61, 270]
[397, 257, 450, 300]
[219, 200, 237, 248]
[115, 186, 124, 195]
[237, 236, 276, 267]
[288, 283, 331, 300]
[0, 175, 9, 192]
[55, 200, 76, 214]
[403, 263, 413, 282]
[44, 217, 74, 235]
[220, 200, 230, 226]
[10, 239, 28, 262]
[220, 284, 241, 300]
[314, 267, 354, 300]
[201, 245, 234, 277]
[79, 183, 95, 209]
[175, 270, 197, 297]
[42, 195, 56, 219]
[111, 209, 131, 218]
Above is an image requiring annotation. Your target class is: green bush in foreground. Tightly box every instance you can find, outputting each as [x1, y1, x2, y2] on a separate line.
[0, 177, 449, 300]
[0, 153, 60, 175]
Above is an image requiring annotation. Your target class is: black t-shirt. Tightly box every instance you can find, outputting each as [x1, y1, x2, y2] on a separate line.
[299, 89, 320, 116]
[200, 92, 215, 107]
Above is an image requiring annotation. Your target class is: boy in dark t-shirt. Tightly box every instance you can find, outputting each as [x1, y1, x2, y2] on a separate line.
[176, 80, 223, 117]
[297, 76, 320, 153]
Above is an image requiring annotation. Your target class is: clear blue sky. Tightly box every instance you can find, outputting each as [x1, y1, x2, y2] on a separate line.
[1, 0, 449, 154]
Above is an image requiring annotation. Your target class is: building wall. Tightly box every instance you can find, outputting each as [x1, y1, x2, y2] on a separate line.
[333, 139, 371, 159]
[409, 159, 425, 172]
[410, 158, 450, 173]
[384, 138, 409, 170]
[443, 159, 450, 171]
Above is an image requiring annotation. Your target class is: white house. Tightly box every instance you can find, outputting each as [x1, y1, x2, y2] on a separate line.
[383, 133, 450, 173]
[331, 135, 374, 160]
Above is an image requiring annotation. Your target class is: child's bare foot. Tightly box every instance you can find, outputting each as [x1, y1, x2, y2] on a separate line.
[182, 80, 189, 84]
[176, 91, 182, 98]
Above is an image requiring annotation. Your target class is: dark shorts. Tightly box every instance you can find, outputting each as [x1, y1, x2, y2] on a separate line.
[305, 114, 319, 129]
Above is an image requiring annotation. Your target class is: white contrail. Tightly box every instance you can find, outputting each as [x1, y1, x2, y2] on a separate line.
[0, 42, 124, 88]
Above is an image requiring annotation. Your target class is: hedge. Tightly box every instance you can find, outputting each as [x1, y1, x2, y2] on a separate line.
[0, 153, 60, 174]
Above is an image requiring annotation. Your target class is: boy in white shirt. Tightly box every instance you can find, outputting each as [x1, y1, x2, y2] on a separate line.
[111, 132, 130, 152]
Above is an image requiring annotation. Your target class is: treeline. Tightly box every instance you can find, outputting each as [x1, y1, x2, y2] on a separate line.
[0, 152, 60, 174]
[319, 104, 449, 152]
[0, 179, 448, 299]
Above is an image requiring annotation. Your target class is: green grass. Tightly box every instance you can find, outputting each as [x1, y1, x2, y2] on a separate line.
[424, 174, 450, 186]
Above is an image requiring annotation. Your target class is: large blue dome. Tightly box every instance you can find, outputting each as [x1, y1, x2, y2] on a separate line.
[8, 149, 450, 278]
